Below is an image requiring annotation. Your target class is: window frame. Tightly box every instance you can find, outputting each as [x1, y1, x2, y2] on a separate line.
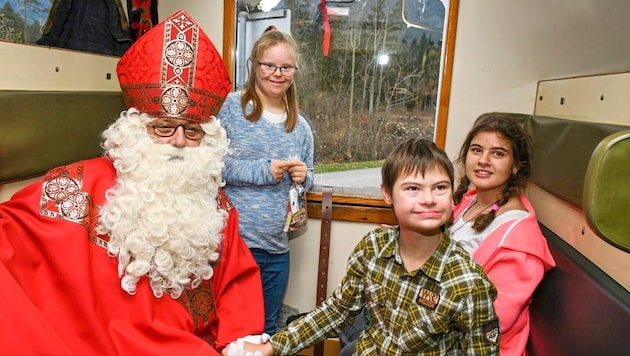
[222, 0, 459, 222]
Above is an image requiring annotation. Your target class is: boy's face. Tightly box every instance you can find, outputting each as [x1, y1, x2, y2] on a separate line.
[381, 167, 453, 235]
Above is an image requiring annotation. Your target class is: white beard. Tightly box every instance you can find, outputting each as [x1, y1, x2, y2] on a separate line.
[97, 109, 229, 298]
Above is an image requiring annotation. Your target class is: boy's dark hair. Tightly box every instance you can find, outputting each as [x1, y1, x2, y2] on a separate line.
[381, 138, 454, 194]
[453, 113, 532, 232]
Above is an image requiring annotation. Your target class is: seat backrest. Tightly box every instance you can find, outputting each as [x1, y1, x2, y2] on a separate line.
[0, 91, 124, 183]
[486, 112, 630, 355]
[583, 130, 630, 252]
[476, 112, 628, 208]
[527, 224, 630, 356]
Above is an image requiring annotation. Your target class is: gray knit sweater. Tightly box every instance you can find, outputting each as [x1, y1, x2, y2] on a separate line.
[218, 92, 314, 253]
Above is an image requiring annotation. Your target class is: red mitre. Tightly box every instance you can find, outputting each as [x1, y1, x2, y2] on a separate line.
[117, 10, 232, 123]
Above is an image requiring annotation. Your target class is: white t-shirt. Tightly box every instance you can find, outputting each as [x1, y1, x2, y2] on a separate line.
[263, 109, 287, 124]
[450, 209, 528, 255]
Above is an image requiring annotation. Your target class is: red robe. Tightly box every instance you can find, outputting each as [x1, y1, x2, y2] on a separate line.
[0, 158, 264, 355]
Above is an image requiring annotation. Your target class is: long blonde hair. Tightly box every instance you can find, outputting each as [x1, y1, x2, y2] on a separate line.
[241, 29, 300, 132]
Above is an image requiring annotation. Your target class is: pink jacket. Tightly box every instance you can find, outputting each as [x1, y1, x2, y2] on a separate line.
[453, 191, 556, 356]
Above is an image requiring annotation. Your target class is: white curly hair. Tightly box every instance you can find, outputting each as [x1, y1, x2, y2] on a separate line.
[97, 108, 229, 298]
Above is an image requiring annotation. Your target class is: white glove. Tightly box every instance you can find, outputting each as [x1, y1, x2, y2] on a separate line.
[225, 333, 270, 356]
[242, 333, 270, 344]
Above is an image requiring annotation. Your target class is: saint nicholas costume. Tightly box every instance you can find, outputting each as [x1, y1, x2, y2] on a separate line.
[0, 10, 264, 355]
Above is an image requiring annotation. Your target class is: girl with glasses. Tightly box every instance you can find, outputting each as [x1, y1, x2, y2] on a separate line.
[217, 28, 314, 336]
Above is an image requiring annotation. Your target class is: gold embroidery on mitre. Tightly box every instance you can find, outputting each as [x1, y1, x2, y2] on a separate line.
[160, 12, 198, 117]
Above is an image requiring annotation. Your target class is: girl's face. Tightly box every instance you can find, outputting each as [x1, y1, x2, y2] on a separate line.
[254, 43, 296, 100]
[465, 131, 518, 194]
[382, 167, 453, 236]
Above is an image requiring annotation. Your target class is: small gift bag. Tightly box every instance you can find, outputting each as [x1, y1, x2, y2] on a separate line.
[284, 183, 307, 232]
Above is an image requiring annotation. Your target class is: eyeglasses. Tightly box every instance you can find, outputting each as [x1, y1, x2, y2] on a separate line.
[258, 62, 297, 77]
[150, 123, 205, 140]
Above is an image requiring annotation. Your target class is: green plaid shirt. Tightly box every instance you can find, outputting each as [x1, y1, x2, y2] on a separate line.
[271, 227, 500, 355]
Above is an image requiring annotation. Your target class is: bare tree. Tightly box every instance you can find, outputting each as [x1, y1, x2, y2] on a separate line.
[14, 0, 45, 43]
[290, 0, 442, 163]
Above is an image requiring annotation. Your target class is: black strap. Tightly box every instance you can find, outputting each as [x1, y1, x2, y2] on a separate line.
[313, 186, 333, 356]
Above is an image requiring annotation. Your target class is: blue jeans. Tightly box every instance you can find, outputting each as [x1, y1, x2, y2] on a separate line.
[250, 248, 290, 335]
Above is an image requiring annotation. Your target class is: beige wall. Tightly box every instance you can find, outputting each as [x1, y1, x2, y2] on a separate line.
[535, 72, 630, 124]
[158, 2, 225, 55]
[0, 42, 120, 91]
[440, 0, 630, 292]
[443, 0, 630, 160]
[285, 220, 376, 312]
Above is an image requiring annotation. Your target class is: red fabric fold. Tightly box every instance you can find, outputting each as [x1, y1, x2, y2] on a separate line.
[321, 0, 330, 56]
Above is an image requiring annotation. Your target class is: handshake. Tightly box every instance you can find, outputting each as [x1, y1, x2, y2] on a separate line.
[224, 333, 271, 356]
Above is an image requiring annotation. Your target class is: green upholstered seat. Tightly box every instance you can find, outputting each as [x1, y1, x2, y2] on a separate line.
[478, 113, 628, 208]
[0, 91, 124, 183]
[583, 130, 630, 252]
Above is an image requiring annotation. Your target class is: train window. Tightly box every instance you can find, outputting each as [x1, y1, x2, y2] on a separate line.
[236, 0, 447, 196]
[0, 0, 51, 45]
[0, 1, 158, 57]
